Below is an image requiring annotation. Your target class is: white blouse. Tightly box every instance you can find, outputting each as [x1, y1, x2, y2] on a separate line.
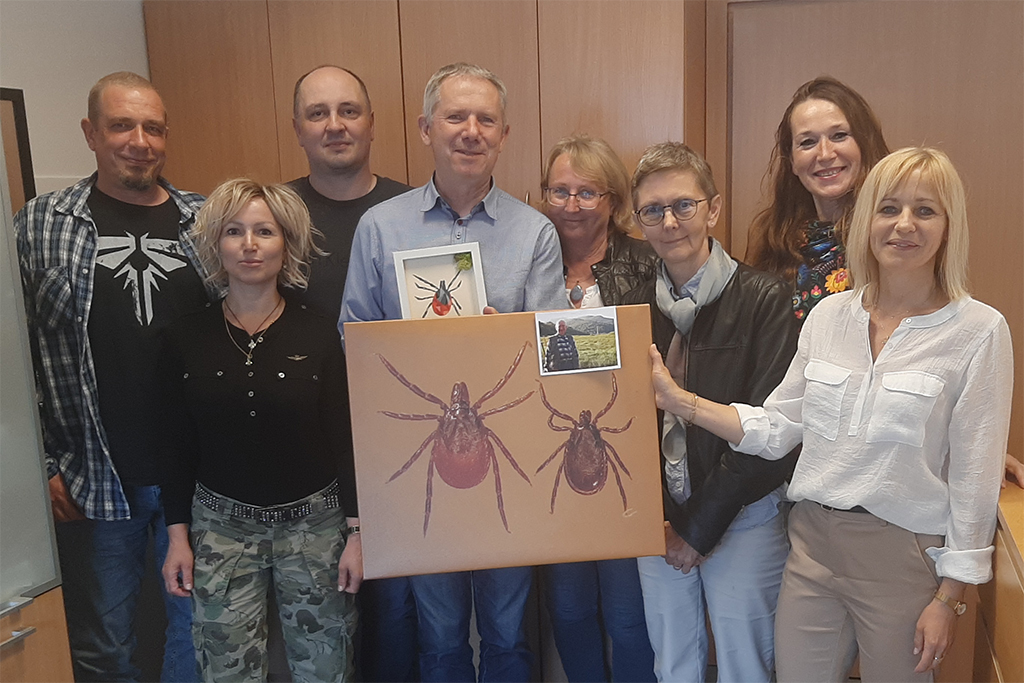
[732, 290, 1013, 584]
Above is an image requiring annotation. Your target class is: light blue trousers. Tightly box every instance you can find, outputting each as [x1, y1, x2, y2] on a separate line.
[637, 511, 788, 683]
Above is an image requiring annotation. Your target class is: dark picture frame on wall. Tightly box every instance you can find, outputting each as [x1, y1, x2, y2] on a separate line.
[2, 87, 37, 213]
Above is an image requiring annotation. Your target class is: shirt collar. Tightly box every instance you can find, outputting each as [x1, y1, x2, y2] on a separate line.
[851, 288, 968, 328]
[420, 174, 500, 220]
[662, 256, 711, 302]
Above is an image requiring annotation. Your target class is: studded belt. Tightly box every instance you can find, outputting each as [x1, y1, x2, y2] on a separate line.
[194, 481, 341, 523]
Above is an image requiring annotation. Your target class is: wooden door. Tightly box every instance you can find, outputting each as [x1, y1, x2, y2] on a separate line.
[267, 0, 408, 185]
[398, 0, 541, 202]
[705, 0, 1023, 460]
[537, 0, 703, 182]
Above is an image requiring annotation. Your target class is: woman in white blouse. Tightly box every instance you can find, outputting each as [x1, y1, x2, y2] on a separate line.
[648, 147, 1013, 683]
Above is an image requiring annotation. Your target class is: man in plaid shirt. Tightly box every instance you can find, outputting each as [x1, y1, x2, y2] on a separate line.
[14, 72, 212, 682]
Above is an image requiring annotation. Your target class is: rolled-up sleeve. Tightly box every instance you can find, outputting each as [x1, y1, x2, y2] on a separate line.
[927, 318, 1013, 584]
[730, 322, 811, 460]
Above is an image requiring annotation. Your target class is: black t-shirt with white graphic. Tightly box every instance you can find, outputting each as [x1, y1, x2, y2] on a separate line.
[87, 188, 208, 485]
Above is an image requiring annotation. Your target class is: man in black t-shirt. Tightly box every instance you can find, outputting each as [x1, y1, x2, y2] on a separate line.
[287, 65, 410, 318]
[286, 65, 414, 683]
[14, 72, 209, 681]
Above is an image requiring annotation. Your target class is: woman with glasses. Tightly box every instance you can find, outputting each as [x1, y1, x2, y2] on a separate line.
[160, 179, 360, 682]
[746, 77, 889, 322]
[647, 147, 1013, 682]
[623, 142, 799, 683]
[536, 135, 657, 682]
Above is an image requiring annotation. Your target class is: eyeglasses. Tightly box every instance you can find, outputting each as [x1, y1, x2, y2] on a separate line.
[634, 198, 709, 227]
[543, 187, 608, 210]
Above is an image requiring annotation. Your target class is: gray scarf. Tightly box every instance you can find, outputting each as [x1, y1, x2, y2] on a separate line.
[656, 238, 737, 503]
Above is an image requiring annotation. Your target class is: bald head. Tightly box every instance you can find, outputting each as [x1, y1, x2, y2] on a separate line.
[88, 71, 164, 125]
[293, 65, 371, 117]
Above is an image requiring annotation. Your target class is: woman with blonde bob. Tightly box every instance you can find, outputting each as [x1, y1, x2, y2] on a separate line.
[648, 147, 1013, 682]
[161, 179, 361, 682]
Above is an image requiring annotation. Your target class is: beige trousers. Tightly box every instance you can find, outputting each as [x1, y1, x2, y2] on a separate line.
[775, 500, 943, 683]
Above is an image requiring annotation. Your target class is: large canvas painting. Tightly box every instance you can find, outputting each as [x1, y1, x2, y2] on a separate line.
[344, 305, 665, 579]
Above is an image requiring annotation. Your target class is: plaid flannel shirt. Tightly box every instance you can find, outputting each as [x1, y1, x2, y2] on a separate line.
[14, 174, 210, 520]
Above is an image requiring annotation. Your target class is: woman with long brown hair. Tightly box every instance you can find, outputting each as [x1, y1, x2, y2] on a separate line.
[746, 76, 889, 321]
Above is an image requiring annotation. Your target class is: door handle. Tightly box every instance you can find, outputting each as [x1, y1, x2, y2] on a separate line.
[0, 626, 37, 650]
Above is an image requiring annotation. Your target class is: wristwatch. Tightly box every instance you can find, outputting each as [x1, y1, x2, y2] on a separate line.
[934, 590, 967, 616]
[345, 525, 361, 539]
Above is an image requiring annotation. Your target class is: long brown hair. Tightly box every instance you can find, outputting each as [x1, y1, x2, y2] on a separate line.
[746, 77, 889, 281]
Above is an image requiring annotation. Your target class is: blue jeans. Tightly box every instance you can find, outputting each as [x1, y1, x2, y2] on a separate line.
[410, 567, 533, 682]
[358, 576, 418, 681]
[542, 559, 656, 682]
[55, 484, 197, 682]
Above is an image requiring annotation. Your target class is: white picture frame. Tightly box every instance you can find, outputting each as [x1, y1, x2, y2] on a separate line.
[393, 243, 488, 320]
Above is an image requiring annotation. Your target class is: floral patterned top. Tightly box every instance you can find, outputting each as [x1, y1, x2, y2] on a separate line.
[793, 221, 850, 322]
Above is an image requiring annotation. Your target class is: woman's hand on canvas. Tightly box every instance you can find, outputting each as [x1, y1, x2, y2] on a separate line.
[649, 345, 686, 413]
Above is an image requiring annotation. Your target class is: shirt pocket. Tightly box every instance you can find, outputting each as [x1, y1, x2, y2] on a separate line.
[866, 370, 944, 447]
[28, 266, 75, 331]
[802, 359, 851, 441]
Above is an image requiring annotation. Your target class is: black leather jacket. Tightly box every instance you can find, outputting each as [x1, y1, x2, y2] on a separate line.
[581, 230, 659, 305]
[623, 261, 800, 555]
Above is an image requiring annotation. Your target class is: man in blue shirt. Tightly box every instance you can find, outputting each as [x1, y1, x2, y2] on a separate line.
[340, 62, 564, 683]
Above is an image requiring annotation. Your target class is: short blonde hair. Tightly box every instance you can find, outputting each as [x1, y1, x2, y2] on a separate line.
[192, 179, 322, 290]
[847, 147, 969, 301]
[631, 142, 718, 206]
[540, 135, 633, 234]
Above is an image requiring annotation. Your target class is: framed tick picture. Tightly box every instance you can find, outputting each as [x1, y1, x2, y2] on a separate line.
[344, 305, 665, 579]
[393, 243, 487, 320]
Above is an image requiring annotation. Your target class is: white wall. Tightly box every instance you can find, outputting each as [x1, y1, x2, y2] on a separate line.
[0, 0, 149, 195]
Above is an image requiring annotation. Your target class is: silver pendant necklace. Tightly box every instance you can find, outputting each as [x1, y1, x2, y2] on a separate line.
[569, 280, 585, 304]
[223, 297, 283, 365]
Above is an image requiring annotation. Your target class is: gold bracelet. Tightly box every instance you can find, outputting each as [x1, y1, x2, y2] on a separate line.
[684, 392, 699, 426]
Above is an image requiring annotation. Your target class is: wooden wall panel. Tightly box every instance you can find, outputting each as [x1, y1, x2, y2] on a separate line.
[398, 0, 541, 203]
[710, 0, 1024, 458]
[537, 1, 689, 176]
[267, 1, 408, 185]
[144, 0, 281, 195]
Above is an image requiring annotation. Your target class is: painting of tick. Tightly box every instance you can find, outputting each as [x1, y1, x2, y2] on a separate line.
[378, 342, 534, 535]
[414, 269, 462, 318]
[536, 373, 634, 513]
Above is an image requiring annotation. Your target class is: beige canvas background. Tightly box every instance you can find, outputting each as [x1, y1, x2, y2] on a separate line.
[345, 305, 666, 579]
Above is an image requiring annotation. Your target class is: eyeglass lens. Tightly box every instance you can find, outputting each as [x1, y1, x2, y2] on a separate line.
[638, 199, 701, 226]
[546, 188, 603, 208]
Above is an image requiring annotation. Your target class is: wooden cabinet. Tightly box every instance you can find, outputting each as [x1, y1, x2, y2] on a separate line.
[267, 0, 408, 185]
[0, 589, 74, 683]
[144, 0, 281, 192]
[398, 0, 540, 202]
[143, 0, 704, 203]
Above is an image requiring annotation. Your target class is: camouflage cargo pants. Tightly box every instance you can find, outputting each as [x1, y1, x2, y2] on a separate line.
[189, 490, 357, 682]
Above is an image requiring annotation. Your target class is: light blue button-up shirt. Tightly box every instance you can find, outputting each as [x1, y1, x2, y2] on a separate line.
[339, 177, 566, 331]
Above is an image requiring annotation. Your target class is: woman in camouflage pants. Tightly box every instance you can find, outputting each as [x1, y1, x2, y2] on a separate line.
[161, 179, 361, 682]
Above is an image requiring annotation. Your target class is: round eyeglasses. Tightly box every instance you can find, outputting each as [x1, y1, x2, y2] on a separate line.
[634, 198, 709, 227]
[543, 187, 608, 210]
